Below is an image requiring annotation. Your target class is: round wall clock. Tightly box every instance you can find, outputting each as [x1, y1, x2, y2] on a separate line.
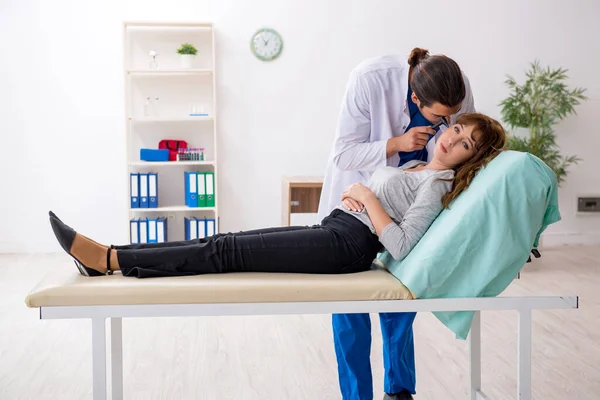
[250, 28, 283, 61]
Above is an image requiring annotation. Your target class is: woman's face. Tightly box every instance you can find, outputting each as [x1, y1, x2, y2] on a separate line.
[434, 123, 478, 168]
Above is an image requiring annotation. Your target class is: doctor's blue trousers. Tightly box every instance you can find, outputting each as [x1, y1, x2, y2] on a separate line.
[333, 311, 417, 399]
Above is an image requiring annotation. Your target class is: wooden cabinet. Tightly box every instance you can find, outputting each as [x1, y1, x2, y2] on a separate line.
[281, 176, 323, 226]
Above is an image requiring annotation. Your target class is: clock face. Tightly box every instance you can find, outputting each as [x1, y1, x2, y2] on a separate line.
[251, 28, 283, 61]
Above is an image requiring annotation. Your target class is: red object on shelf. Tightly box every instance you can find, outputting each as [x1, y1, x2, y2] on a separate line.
[158, 139, 188, 161]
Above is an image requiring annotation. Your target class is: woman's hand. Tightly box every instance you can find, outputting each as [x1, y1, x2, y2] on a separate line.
[341, 183, 375, 205]
[342, 183, 392, 237]
[342, 198, 364, 212]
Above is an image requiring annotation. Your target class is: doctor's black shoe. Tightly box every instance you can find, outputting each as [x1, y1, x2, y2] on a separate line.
[383, 391, 414, 400]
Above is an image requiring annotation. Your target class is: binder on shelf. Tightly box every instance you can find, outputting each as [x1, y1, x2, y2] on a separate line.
[147, 218, 158, 243]
[130, 173, 140, 208]
[206, 218, 216, 237]
[139, 173, 149, 208]
[197, 172, 207, 207]
[205, 172, 215, 207]
[184, 172, 197, 207]
[139, 217, 148, 244]
[148, 173, 158, 208]
[185, 217, 199, 240]
[197, 217, 207, 239]
[157, 217, 168, 243]
[191, 217, 199, 240]
[130, 218, 139, 244]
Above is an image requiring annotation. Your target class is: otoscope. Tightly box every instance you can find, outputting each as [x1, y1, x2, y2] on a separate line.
[430, 116, 449, 130]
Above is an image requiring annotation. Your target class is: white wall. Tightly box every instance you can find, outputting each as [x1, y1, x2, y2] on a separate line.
[1, 0, 599, 253]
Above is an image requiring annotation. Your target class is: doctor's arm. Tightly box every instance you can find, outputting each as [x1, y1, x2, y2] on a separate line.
[332, 74, 391, 172]
[333, 73, 435, 171]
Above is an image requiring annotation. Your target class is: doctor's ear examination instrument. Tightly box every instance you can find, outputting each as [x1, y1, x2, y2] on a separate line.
[430, 116, 449, 130]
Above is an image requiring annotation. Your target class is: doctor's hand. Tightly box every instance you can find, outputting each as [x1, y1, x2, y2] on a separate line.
[341, 183, 375, 205]
[388, 126, 435, 153]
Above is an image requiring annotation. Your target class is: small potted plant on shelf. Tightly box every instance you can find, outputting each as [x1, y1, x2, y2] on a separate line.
[177, 43, 198, 69]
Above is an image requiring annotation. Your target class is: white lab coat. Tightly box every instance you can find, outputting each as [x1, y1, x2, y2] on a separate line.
[316, 54, 475, 222]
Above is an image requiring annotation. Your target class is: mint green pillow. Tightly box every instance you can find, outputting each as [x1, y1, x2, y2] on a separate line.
[378, 151, 561, 339]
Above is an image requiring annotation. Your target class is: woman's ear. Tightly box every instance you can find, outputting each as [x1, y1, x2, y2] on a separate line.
[411, 91, 421, 107]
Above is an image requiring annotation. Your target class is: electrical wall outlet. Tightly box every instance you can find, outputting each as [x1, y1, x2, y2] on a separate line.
[577, 197, 600, 212]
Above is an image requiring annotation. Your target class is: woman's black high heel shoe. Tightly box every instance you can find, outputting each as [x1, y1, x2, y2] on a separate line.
[73, 248, 113, 277]
[49, 211, 116, 249]
[49, 212, 113, 277]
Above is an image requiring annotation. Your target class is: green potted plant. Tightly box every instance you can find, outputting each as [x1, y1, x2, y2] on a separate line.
[177, 43, 198, 69]
[499, 61, 587, 185]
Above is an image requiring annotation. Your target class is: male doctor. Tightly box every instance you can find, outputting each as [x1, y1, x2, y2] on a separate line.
[317, 48, 475, 400]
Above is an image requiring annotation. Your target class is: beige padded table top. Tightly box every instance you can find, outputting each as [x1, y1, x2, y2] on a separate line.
[25, 268, 414, 308]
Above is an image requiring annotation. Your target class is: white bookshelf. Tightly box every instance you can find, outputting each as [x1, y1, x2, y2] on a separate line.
[128, 161, 215, 167]
[130, 206, 217, 213]
[127, 69, 213, 75]
[128, 116, 213, 122]
[125, 21, 213, 28]
[123, 21, 219, 242]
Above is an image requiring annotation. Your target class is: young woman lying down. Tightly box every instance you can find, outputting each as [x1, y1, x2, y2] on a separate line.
[49, 113, 506, 279]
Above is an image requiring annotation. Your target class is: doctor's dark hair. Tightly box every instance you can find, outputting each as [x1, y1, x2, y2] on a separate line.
[408, 47, 466, 108]
[440, 113, 507, 209]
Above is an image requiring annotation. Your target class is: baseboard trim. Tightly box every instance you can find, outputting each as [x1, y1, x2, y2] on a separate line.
[541, 232, 600, 247]
[0, 242, 57, 254]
